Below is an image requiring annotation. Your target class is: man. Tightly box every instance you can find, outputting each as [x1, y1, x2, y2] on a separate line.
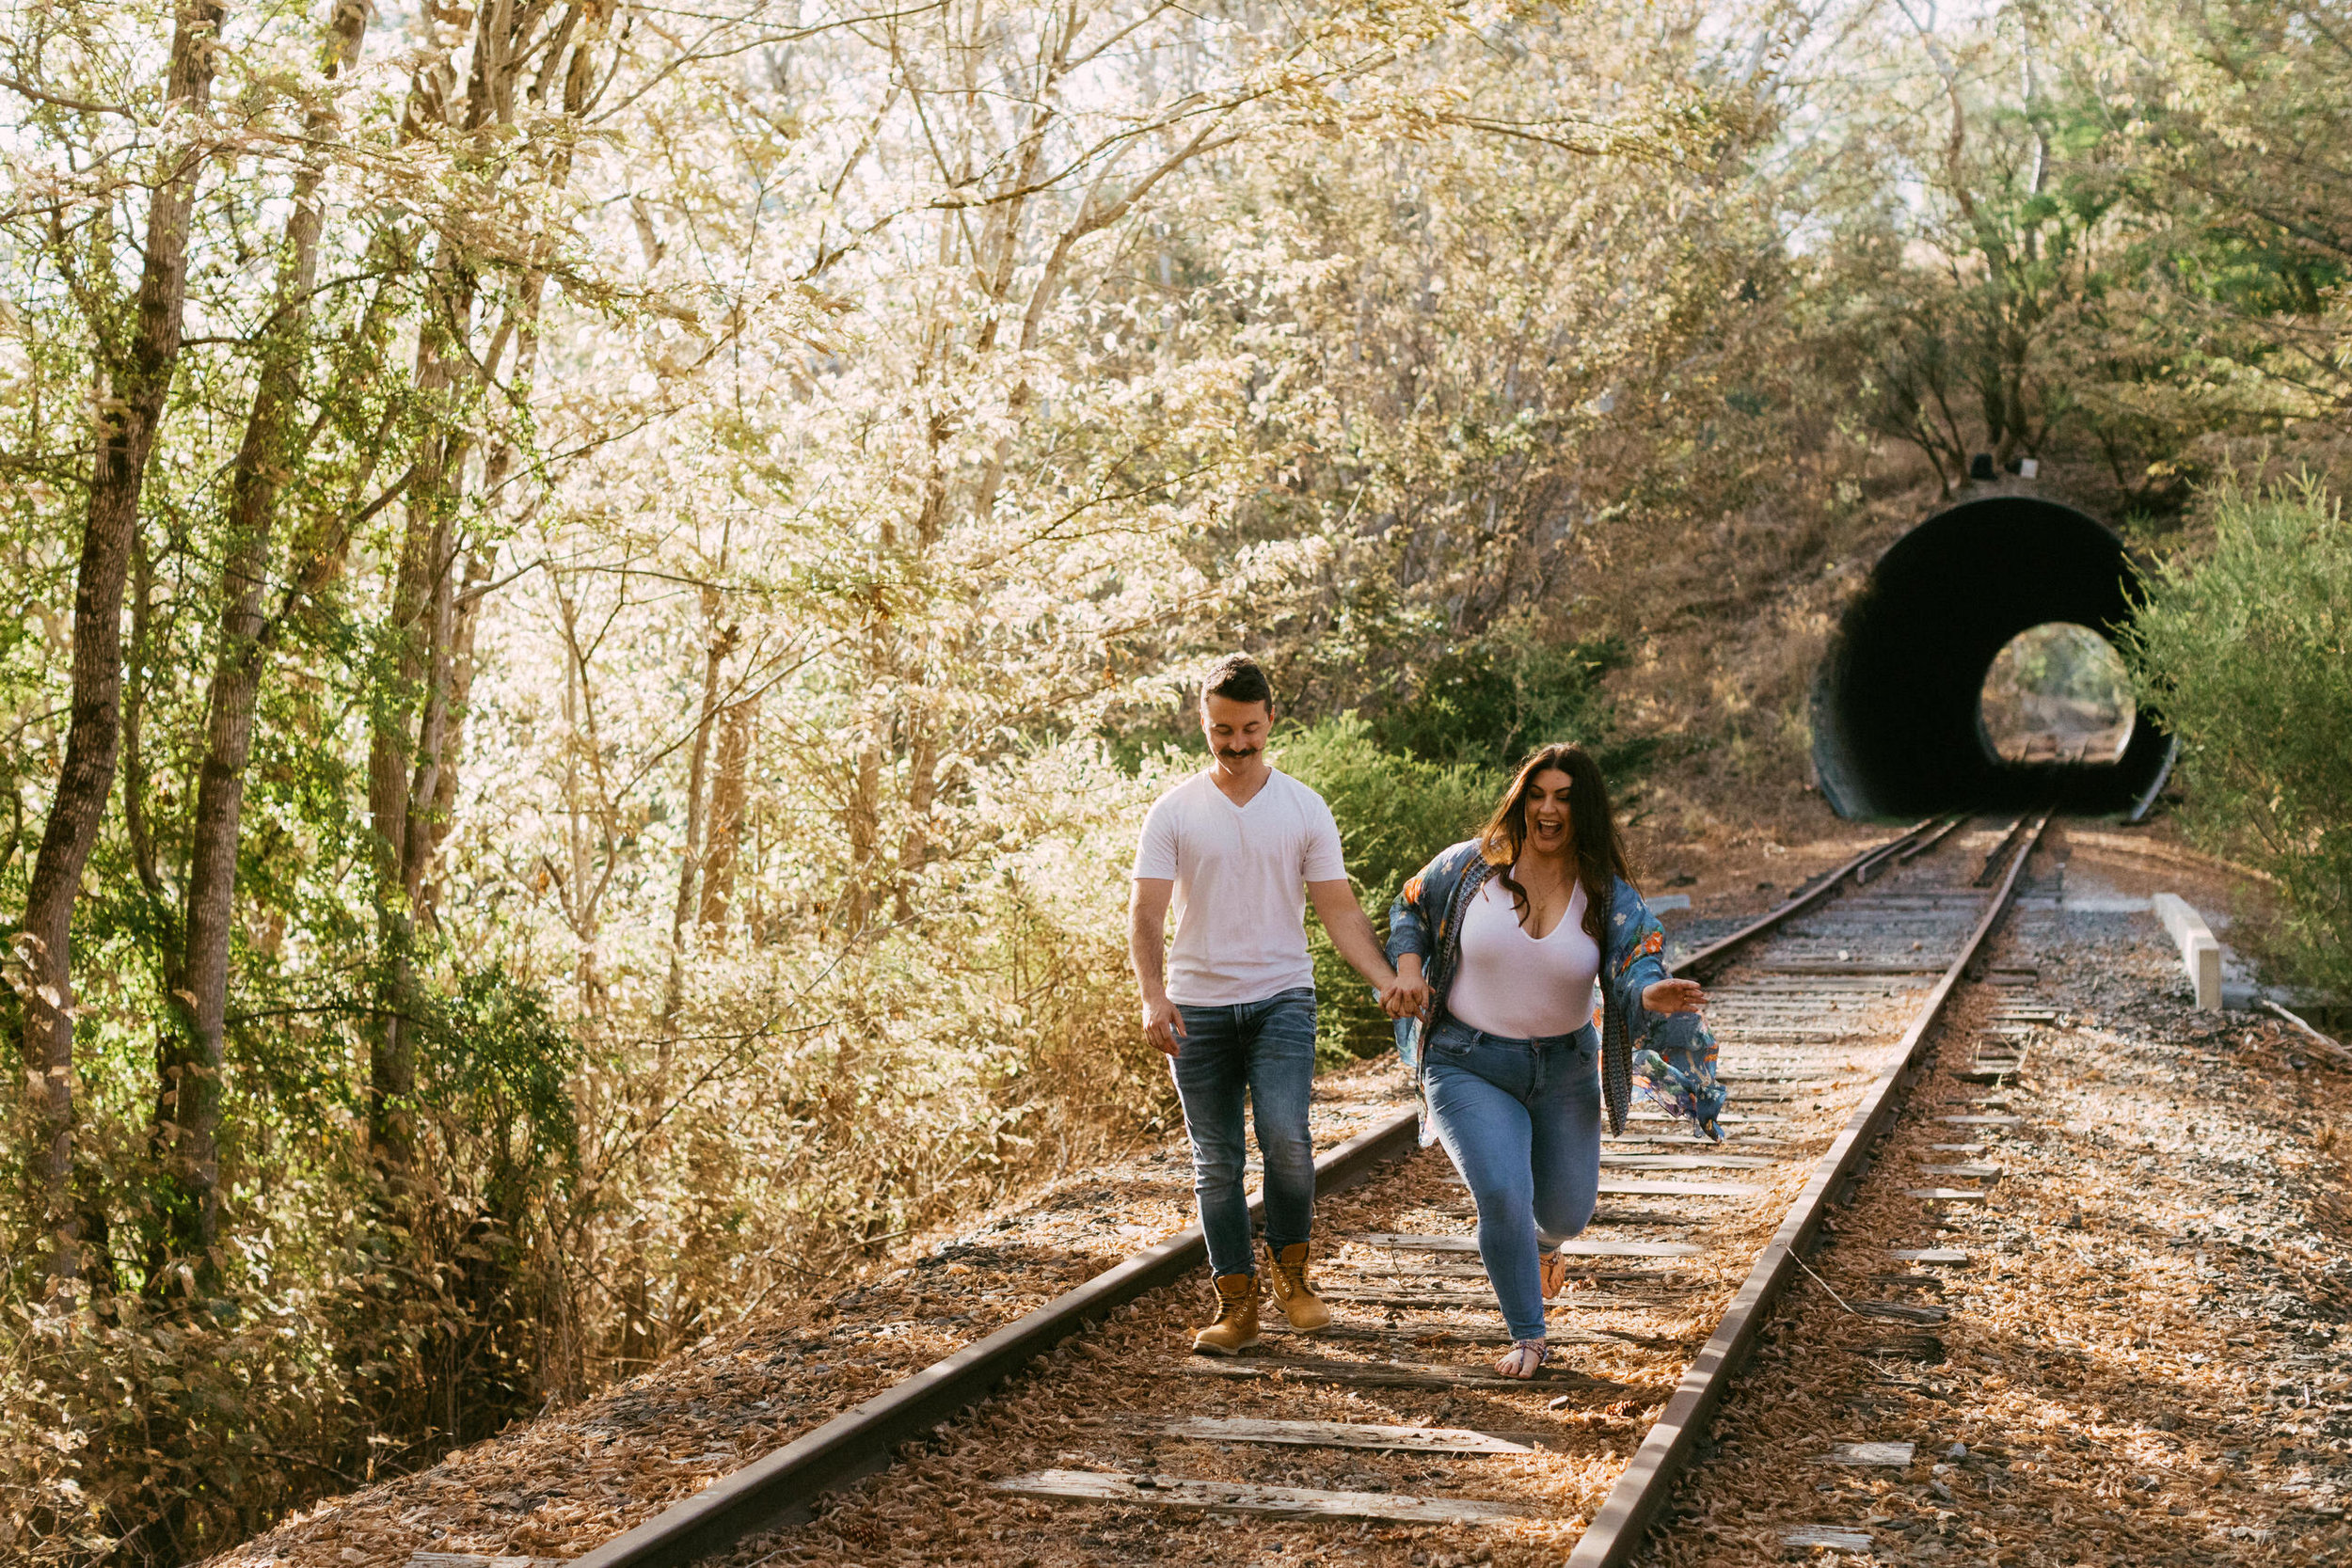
[1130, 653, 1403, 1354]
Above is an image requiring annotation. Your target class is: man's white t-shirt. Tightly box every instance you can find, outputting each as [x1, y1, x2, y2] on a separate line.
[1132, 768, 1346, 1006]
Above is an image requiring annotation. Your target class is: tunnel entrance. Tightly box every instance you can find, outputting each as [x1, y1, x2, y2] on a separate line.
[1810, 495, 2174, 818]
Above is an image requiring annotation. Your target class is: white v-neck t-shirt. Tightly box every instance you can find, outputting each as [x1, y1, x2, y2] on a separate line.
[1446, 873, 1601, 1039]
[1132, 768, 1347, 1006]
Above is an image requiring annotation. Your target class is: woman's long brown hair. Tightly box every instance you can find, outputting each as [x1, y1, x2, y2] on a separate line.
[1477, 742, 1634, 944]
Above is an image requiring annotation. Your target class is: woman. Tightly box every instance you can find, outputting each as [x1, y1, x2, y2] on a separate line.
[1384, 743, 1708, 1379]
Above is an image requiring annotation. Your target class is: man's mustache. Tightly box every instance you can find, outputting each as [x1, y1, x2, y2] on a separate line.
[1216, 745, 1261, 759]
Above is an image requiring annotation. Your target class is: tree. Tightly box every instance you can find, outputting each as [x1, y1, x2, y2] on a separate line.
[147, 0, 374, 1298]
[14, 0, 226, 1290]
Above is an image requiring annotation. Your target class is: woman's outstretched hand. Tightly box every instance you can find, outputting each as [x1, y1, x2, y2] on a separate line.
[1642, 978, 1706, 1014]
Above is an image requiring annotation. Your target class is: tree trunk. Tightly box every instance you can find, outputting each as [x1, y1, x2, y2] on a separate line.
[699, 693, 757, 933]
[660, 587, 733, 1049]
[841, 723, 884, 933]
[415, 549, 487, 924]
[17, 1, 225, 1288]
[151, 0, 373, 1292]
[893, 709, 936, 921]
[367, 289, 468, 1182]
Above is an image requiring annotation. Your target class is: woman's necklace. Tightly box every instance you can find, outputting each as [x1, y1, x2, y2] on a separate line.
[1514, 859, 1573, 934]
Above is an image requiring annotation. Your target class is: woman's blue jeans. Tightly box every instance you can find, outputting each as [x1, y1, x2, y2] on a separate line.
[1169, 987, 1318, 1279]
[1422, 1018, 1602, 1340]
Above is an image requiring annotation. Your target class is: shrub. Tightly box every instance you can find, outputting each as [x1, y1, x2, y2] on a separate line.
[1372, 631, 1648, 776]
[2122, 479, 2352, 1006]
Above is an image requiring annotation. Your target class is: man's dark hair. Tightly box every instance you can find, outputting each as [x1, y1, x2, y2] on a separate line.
[1200, 653, 1273, 711]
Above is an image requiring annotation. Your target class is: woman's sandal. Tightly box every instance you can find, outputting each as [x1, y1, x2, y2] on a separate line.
[1539, 1246, 1568, 1300]
[1495, 1338, 1549, 1380]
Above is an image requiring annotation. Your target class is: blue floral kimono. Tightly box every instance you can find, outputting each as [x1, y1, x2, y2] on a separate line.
[1386, 840, 1725, 1142]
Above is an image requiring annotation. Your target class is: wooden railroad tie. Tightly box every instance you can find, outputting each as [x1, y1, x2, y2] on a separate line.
[1851, 1299, 1948, 1324]
[1629, 1109, 1771, 1124]
[1317, 1288, 1672, 1311]
[1597, 1152, 1776, 1169]
[1354, 1233, 1704, 1258]
[1784, 1526, 1874, 1550]
[1266, 1321, 1687, 1351]
[1958, 1024, 2033, 1083]
[1120, 1415, 1558, 1454]
[990, 1469, 1534, 1527]
[1588, 1205, 1704, 1227]
[1349, 1261, 1681, 1284]
[1427, 1201, 1706, 1227]
[1819, 1441, 1915, 1465]
[1180, 1352, 1636, 1395]
[1595, 1178, 1766, 1197]
[1846, 1334, 1946, 1364]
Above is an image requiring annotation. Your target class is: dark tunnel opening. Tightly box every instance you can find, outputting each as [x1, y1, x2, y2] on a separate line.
[1810, 495, 2176, 818]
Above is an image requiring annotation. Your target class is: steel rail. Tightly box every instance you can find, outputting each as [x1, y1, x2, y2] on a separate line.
[571, 1106, 1422, 1568]
[556, 815, 1956, 1568]
[1671, 816, 1944, 980]
[1564, 808, 2051, 1568]
[1897, 812, 1971, 864]
[1855, 812, 1966, 886]
[1972, 813, 2032, 887]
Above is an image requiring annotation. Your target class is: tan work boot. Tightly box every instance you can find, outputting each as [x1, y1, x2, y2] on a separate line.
[1192, 1271, 1261, 1355]
[1264, 1241, 1333, 1333]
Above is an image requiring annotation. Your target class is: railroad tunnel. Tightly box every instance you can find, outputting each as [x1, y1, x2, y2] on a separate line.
[1810, 494, 2176, 819]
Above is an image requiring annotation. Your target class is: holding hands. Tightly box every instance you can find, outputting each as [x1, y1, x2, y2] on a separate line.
[1381, 956, 1431, 1020]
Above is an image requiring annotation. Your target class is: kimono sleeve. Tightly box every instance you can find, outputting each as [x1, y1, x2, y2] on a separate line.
[1385, 852, 1445, 966]
[1604, 879, 1671, 1029]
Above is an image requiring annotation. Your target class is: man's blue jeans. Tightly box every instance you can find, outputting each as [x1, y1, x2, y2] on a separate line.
[1422, 1018, 1601, 1340]
[1170, 987, 1318, 1279]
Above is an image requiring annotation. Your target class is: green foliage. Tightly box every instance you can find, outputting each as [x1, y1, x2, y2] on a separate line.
[1372, 633, 1639, 775]
[2122, 480, 2352, 1003]
[1799, 8, 2344, 506]
[1274, 715, 1501, 1061]
[421, 963, 582, 1204]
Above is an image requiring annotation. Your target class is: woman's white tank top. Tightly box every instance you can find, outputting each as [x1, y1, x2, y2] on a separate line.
[1446, 872, 1601, 1039]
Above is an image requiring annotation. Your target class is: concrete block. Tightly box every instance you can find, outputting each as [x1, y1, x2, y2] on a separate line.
[2152, 892, 2221, 1010]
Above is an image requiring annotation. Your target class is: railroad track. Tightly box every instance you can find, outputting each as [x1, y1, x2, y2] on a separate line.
[412, 811, 2054, 1568]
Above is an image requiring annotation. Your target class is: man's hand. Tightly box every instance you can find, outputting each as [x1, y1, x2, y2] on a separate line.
[1141, 994, 1187, 1056]
[1131, 879, 1184, 1054]
[1642, 978, 1707, 1014]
